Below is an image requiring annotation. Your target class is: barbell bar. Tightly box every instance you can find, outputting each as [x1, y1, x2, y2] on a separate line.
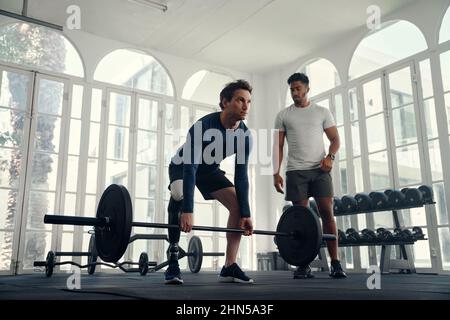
[43, 184, 337, 267]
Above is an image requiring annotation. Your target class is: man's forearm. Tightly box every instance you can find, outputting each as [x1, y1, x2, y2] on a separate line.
[273, 146, 284, 175]
[328, 138, 340, 156]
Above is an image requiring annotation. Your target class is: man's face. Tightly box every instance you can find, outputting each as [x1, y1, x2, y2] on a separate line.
[290, 81, 309, 104]
[222, 89, 251, 120]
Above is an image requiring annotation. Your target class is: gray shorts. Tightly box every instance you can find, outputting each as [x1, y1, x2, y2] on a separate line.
[285, 168, 333, 201]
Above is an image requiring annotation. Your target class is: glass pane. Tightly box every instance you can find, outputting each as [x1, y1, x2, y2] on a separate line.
[22, 231, 52, 269]
[135, 165, 156, 198]
[0, 108, 26, 148]
[195, 109, 210, 122]
[338, 127, 345, 159]
[86, 158, 98, 194]
[0, 148, 21, 189]
[339, 160, 347, 195]
[438, 228, 450, 270]
[164, 134, 178, 166]
[363, 78, 383, 117]
[35, 115, 61, 153]
[88, 122, 100, 157]
[90, 88, 102, 122]
[369, 151, 390, 190]
[107, 125, 129, 161]
[389, 67, 413, 108]
[301, 59, 341, 97]
[63, 193, 76, 231]
[446, 93, 450, 134]
[316, 99, 329, 109]
[180, 106, 191, 131]
[334, 94, 343, 126]
[105, 160, 128, 187]
[396, 144, 421, 185]
[182, 70, 232, 104]
[366, 114, 386, 152]
[195, 203, 214, 229]
[84, 194, 97, 218]
[434, 183, 448, 225]
[349, 21, 427, 79]
[419, 59, 433, 99]
[0, 70, 29, 110]
[136, 131, 157, 164]
[109, 92, 130, 126]
[392, 104, 417, 146]
[401, 207, 426, 227]
[412, 236, 431, 268]
[165, 103, 174, 133]
[60, 233, 74, 270]
[71, 85, 83, 119]
[429, 140, 443, 182]
[134, 199, 155, 223]
[0, 23, 84, 77]
[0, 188, 17, 229]
[30, 153, 58, 191]
[68, 119, 81, 155]
[138, 99, 158, 131]
[354, 157, 364, 193]
[373, 211, 394, 229]
[351, 122, 360, 157]
[348, 88, 358, 121]
[27, 191, 55, 231]
[440, 50, 450, 92]
[94, 49, 173, 96]
[37, 78, 64, 116]
[423, 98, 438, 139]
[440, 7, 450, 43]
[0, 231, 13, 270]
[65, 156, 79, 192]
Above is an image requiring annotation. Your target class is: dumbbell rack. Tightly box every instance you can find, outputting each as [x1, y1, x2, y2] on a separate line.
[312, 202, 434, 274]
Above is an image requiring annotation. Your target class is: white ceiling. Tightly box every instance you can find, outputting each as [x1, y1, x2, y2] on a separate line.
[2, 0, 419, 73]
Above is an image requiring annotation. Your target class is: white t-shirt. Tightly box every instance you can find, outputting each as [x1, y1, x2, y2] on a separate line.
[274, 103, 336, 171]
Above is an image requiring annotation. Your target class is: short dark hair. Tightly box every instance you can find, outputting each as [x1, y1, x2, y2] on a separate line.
[287, 73, 309, 86]
[219, 79, 253, 110]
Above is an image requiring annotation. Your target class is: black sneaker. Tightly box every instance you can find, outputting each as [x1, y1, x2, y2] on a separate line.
[293, 265, 315, 279]
[219, 263, 254, 284]
[164, 262, 184, 284]
[329, 260, 347, 278]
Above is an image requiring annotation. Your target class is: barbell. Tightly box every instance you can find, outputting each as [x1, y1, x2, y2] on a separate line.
[44, 184, 337, 268]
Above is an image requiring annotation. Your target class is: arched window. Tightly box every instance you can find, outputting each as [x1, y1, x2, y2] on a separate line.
[440, 6, 450, 44]
[94, 49, 173, 96]
[285, 58, 340, 106]
[182, 70, 233, 105]
[0, 22, 84, 77]
[349, 21, 427, 80]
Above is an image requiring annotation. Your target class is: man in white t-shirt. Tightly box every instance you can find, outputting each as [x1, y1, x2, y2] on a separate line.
[273, 73, 347, 279]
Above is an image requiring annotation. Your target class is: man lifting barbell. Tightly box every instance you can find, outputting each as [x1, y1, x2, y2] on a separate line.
[273, 73, 347, 279]
[166, 80, 254, 284]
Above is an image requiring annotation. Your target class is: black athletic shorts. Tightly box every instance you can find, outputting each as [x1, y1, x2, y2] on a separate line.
[168, 164, 234, 200]
[285, 168, 334, 201]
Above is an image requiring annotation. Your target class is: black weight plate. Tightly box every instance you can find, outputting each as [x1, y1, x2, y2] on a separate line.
[46, 251, 55, 277]
[87, 234, 97, 275]
[188, 236, 203, 273]
[95, 184, 133, 262]
[275, 206, 322, 267]
[139, 252, 149, 276]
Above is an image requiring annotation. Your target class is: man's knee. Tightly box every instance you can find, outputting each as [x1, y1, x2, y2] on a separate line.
[170, 180, 183, 201]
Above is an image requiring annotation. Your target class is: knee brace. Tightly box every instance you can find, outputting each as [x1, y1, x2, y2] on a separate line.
[168, 197, 182, 244]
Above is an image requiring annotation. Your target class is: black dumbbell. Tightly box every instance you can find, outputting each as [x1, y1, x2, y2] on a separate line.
[394, 228, 412, 242]
[418, 185, 434, 204]
[346, 228, 361, 243]
[338, 229, 347, 244]
[333, 197, 344, 215]
[355, 193, 372, 211]
[361, 228, 377, 243]
[384, 189, 405, 208]
[370, 192, 389, 209]
[376, 228, 394, 242]
[404, 188, 423, 206]
[412, 226, 425, 240]
[341, 195, 358, 213]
